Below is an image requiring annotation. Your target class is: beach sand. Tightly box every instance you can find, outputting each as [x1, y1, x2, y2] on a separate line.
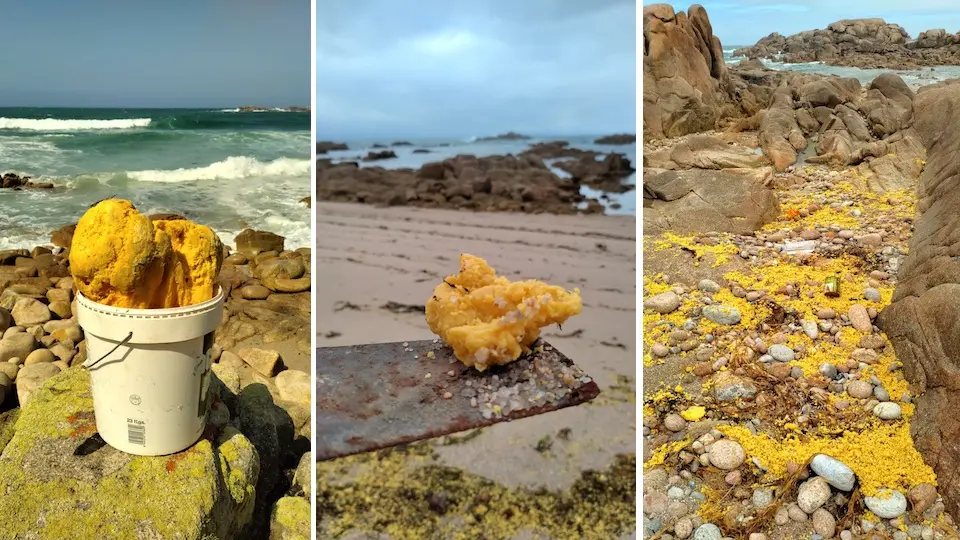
[316, 201, 636, 490]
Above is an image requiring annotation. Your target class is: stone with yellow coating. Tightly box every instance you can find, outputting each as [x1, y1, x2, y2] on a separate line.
[269, 496, 311, 540]
[425, 254, 582, 371]
[0, 366, 259, 539]
[69, 199, 223, 309]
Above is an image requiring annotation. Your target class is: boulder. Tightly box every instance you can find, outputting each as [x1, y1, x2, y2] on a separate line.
[643, 167, 780, 235]
[878, 82, 960, 524]
[268, 496, 310, 540]
[0, 367, 260, 538]
[643, 4, 731, 138]
[235, 229, 285, 257]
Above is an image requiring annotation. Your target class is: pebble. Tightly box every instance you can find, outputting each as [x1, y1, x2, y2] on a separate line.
[698, 279, 721, 293]
[23, 348, 55, 366]
[874, 386, 890, 402]
[692, 523, 722, 540]
[816, 308, 836, 319]
[802, 320, 819, 339]
[664, 414, 687, 432]
[852, 348, 880, 364]
[812, 508, 836, 538]
[652, 343, 670, 358]
[865, 489, 908, 519]
[848, 304, 873, 332]
[797, 477, 831, 513]
[787, 504, 809, 522]
[752, 488, 773, 508]
[873, 402, 902, 420]
[907, 483, 938, 513]
[644, 291, 682, 314]
[846, 380, 873, 399]
[811, 454, 856, 491]
[774, 506, 790, 525]
[864, 288, 882, 302]
[724, 470, 741, 485]
[712, 372, 757, 401]
[239, 285, 271, 300]
[768, 344, 795, 362]
[667, 486, 686, 500]
[707, 439, 746, 470]
[702, 305, 742, 325]
[818, 363, 837, 379]
[674, 517, 694, 539]
[840, 531, 853, 540]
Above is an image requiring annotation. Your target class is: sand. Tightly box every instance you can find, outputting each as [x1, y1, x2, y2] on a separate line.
[316, 201, 636, 490]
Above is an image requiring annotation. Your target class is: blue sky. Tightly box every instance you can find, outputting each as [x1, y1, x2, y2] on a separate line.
[0, 1, 310, 108]
[316, 0, 636, 140]
[644, 1, 960, 45]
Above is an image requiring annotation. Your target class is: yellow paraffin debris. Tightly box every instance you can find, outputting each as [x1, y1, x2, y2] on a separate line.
[718, 423, 937, 496]
[70, 199, 223, 309]
[425, 254, 582, 371]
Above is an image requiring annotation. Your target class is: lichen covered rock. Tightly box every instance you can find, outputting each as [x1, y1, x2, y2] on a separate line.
[268, 496, 310, 540]
[0, 367, 259, 539]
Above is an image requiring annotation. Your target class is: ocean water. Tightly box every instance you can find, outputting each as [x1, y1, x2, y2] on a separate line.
[319, 135, 637, 215]
[0, 108, 311, 250]
[723, 47, 960, 87]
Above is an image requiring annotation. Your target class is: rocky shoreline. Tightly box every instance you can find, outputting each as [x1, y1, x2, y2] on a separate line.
[643, 4, 960, 539]
[316, 139, 636, 214]
[0, 224, 312, 539]
[734, 18, 960, 70]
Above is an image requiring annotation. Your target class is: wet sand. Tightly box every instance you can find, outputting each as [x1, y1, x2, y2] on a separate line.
[316, 201, 637, 490]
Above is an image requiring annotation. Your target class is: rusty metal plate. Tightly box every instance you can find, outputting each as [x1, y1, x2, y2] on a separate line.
[315, 339, 600, 461]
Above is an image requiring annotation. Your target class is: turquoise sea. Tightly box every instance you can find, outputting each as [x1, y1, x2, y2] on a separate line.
[0, 108, 310, 250]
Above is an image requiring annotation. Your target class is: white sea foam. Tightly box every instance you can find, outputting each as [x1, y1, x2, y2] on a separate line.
[219, 108, 240, 113]
[127, 156, 311, 182]
[0, 117, 152, 131]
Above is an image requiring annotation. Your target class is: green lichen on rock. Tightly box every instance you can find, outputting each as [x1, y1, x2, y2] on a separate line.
[0, 367, 260, 539]
[269, 496, 310, 540]
[0, 408, 19, 454]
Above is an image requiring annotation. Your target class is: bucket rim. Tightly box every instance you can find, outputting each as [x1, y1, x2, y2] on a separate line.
[76, 285, 224, 317]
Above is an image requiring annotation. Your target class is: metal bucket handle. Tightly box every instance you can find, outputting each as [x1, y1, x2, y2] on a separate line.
[83, 331, 133, 369]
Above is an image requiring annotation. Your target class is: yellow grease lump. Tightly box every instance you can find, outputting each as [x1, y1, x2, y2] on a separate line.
[69, 199, 224, 309]
[425, 254, 582, 371]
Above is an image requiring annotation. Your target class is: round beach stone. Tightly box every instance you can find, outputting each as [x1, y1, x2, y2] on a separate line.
[768, 344, 795, 362]
[24, 348, 55, 366]
[644, 291, 682, 314]
[797, 477, 831, 514]
[811, 454, 856, 491]
[0, 332, 37, 363]
[908, 483, 937, 513]
[848, 304, 873, 332]
[846, 380, 873, 399]
[707, 439, 745, 470]
[11, 298, 51, 327]
[692, 523, 722, 540]
[664, 413, 687, 432]
[873, 402, 902, 420]
[698, 279, 721, 293]
[812, 508, 836, 538]
[864, 288, 882, 302]
[16, 362, 61, 407]
[865, 489, 907, 519]
[702, 305, 741, 325]
[240, 285, 271, 300]
[652, 343, 670, 358]
[802, 320, 819, 339]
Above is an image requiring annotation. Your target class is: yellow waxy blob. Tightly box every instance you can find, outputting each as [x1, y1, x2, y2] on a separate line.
[70, 199, 223, 309]
[425, 254, 582, 371]
[680, 406, 706, 422]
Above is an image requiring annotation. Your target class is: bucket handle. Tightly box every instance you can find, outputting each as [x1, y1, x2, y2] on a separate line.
[83, 332, 133, 369]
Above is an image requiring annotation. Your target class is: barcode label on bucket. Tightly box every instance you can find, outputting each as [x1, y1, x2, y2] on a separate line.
[127, 419, 146, 446]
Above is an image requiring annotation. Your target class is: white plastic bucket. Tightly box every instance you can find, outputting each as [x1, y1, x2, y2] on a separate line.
[75, 287, 224, 456]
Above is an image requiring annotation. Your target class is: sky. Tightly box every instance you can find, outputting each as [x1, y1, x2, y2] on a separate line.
[643, 1, 960, 46]
[316, 0, 636, 140]
[0, 1, 310, 108]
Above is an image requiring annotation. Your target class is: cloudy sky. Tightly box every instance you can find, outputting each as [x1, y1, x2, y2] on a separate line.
[1, 1, 310, 108]
[316, 0, 636, 140]
[644, 1, 960, 46]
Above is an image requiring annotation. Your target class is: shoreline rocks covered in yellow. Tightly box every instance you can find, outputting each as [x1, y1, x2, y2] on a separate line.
[425, 254, 582, 371]
[69, 199, 224, 309]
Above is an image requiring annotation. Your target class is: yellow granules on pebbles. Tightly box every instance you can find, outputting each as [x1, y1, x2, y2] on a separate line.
[718, 423, 937, 496]
[723, 255, 892, 321]
[652, 232, 739, 268]
[644, 438, 690, 471]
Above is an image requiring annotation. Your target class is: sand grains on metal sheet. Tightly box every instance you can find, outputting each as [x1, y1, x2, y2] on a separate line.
[315, 339, 600, 460]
